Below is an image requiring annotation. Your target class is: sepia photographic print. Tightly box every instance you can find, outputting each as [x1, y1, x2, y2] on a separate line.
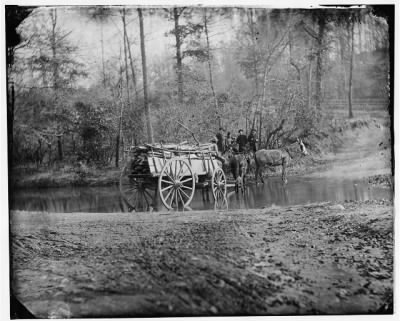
[5, 0, 396, 319]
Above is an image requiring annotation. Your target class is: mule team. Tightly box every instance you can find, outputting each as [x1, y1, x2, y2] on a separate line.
[215, 128, 308, 192]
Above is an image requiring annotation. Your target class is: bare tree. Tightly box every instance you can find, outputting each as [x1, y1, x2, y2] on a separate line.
[203, 9, 219, 126]
[124, 27, 138, 101]
[121, 9, 131, 108]
[315, 15, 326, 110]
[138, 8, 154, 143]
[173, 7, 185, 103]
[347, 13, 355, 118]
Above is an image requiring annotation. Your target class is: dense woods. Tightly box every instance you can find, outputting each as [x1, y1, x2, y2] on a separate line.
[7, 6, 391, 169]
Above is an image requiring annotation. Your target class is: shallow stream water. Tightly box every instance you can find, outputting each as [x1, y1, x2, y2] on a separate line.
[10, 176, 392, 213]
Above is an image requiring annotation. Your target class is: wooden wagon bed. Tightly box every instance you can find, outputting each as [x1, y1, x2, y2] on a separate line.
[120, 142, 227, 211]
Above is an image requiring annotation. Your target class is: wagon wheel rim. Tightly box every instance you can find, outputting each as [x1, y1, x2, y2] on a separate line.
[212, 167, 227, 203]
[120, 162, 155, 211]
[159, 158, 195, 210]
[214, 195, 228, 210]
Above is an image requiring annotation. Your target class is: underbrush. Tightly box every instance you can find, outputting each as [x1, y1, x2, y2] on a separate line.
[367, 174, 393, 188]
[10, 161, 121, 188]
[10, 117, 390, 188]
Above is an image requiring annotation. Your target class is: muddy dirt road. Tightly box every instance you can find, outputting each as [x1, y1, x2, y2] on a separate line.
[10, 122, 394, 317]
[11, 201, 393, 317]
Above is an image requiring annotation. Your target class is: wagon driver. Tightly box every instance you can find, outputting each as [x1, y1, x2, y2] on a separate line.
[248, 128, 257, 152]
[236, 129, 248, 153]
[216, 127, 225, 153]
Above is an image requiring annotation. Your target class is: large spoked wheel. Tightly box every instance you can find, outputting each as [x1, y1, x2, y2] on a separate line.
[158, 158, 195, 210]
[120, 161, 156, 211]
[212, 167, 228, 209]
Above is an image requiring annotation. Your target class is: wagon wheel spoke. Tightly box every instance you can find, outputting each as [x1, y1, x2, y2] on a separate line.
[180, 184, 193, 190]
[213, 187, 219, 196]
[126, 191, 139, 207]
[161, 179, 174, 186]
[177, 189, 187, 202]
[135, 190, 146, 210]
[161, 185, 174, 192]
[175, 190, 179, 208]
[177, 189, 189, 208]
[122, 185, 139, 193]
[211, 167, 227, 204]
[178, 162, 189, 180]
[177, 160, 184, 180]
[169, 189, 177, 208]
[174, 158, 179, 180]
[165, 171, 175, 183]
[165, 189, 174, 208]
[120, 162, 151, 211]
[180, 177, 193, 184]
[143, 189, 154, 204]
[168, 162, 175, 180]
[163, 162, 175, 181]
[163, 186, 175, 204]
[141, 190, 150, 207]
[159, 158, 195, 210]
[179, 188, 191, 201]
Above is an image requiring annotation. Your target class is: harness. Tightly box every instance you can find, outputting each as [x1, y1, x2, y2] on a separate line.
[282, 141, 303, 159]
[283, 146, 293, 159]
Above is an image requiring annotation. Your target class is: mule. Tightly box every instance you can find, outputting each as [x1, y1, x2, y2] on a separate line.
[223, 148, 248, 193]
[254, 138, 308, 185]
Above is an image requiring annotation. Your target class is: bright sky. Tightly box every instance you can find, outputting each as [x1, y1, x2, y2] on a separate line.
[16, 6, 238, 86]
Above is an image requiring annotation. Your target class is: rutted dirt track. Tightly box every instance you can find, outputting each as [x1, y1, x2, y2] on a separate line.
[11, 200, 393, 317]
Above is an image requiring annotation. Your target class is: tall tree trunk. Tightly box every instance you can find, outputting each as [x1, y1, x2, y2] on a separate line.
[338, 33, 347, 99]
[8, 80, 15, 167]
[203, 9, 220, 127]
[50, 8, 63, 161]
[116, 48, 124, 168]
[249, 9, 259, 95]
[50, 9, 58, 90]
[307, 60, 313, 109]
[258, 111, 262, 149]
[57, 135, 63, 161]
[125, 32, 138, 101]
[173, 8, 183, 103]
[115, 130, 120, 168]
[138, 8, 154, 143]
[116, 76, 123, 167]
[348, 18, 354, 119]
[289, 30, 301, 81]
[101, 23, 106, 88]
[315, 16, 326, 110]
[122, 9, 131, 107]
[358, 20, 362, 54]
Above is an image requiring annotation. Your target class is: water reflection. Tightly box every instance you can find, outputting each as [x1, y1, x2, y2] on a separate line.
[10, 177, 392, 213]
[227, 177, 391, 210]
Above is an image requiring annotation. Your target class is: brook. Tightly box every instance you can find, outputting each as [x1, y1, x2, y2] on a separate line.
[10, 176, 391, 213]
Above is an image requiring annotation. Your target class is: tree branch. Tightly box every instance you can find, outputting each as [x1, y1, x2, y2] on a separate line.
[300, 21, 319, 40]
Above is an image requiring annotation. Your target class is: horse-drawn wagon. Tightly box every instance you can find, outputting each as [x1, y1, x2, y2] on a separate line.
[120, 142, 228, 211]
